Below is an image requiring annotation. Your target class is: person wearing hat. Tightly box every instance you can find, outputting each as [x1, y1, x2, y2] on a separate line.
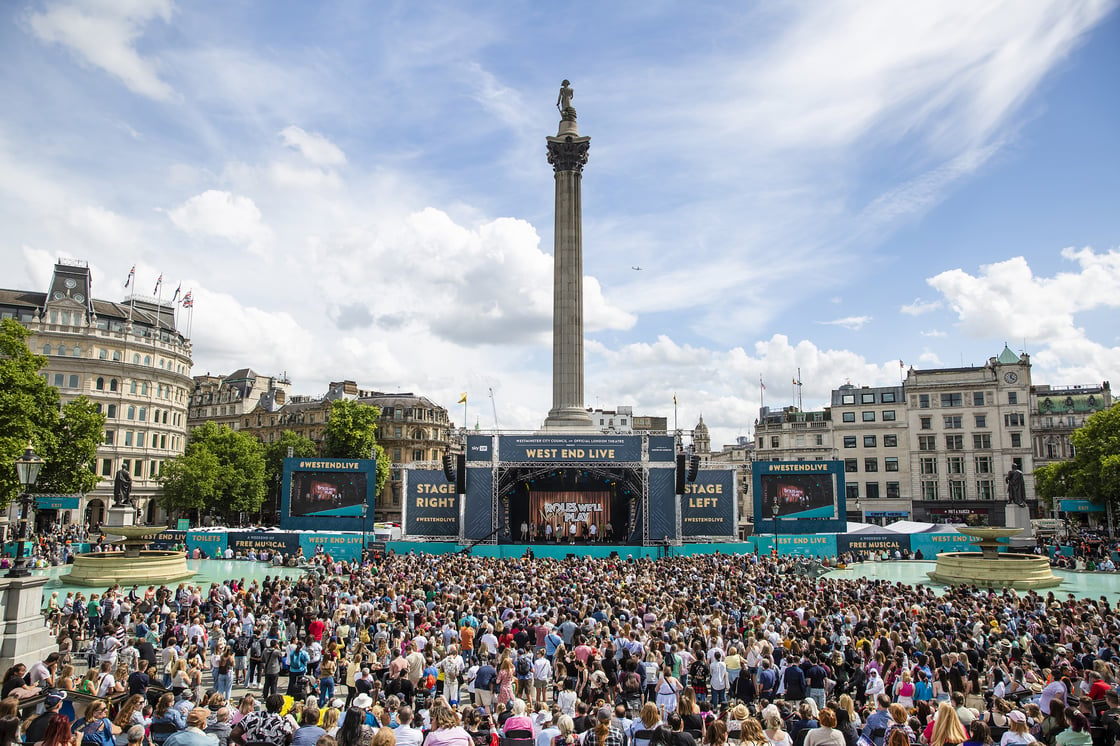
[163, 708, 218, 746]
[1000, 711, 1034, 746]
[24, 690, 67, 743]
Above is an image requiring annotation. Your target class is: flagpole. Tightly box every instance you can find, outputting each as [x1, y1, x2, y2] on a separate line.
[797, 367, 803, 411]
[760, 375, 765, 409]
[673, 393, 678, 449]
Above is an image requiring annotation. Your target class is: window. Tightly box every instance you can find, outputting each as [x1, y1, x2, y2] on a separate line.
[882, 410, 896, 421]
[133, 460, 143, 476]
[137, 432, 145, 448]
[920, 457, 938, 475]
[846, 484, 859, 499]
[109, 379, 118, 392]
[919, 435, 937, 451]
[96, 377, 104, 390]
[866, 482, 880, 499]
[862, 411, 875, 422]
[884, 435, 898, 448]
[770, 436, 779, 448]
[842, 412, 856, 423]
[945, 435, 964, 450]
[141, 382, 149, 396]
[919, 394, 930, 408]
[1005, 413, 1025, 427]
[863, 435, 877, 447]
[130, 381, 137, 394]
[393, 448, 402, 461]
[124, 432, 133, 446]
[138, 407, 146, 422]
[67, 374, 78, 388]
[886, 482, 900, 499]
[101, 459, 113, 477]
[885, 457, 899, 472]
[864, 458, 878, 472]
[941, 393, 963, 407]
[973, 433, 992, 449]
[53, 373, 64, 387]
[920, 417, 932, 430]
[842, 394, 855, 405]
[160, 435, 166, 449]
[944, 415, 963, 429]
[973, 392, 985, 406]
[107, 404, 117, 419]
[42, 344, 51, 355]
[975, 456, 993, 474]
[1046, 442, 1057, 458]
[132, 353, 140, 364]
[845, 459, 858, 473]
[1010, 433, 1022, 448]
[144, 355, 151, 365]
[861, 393, 876, 404]
[882, 392, 896, 403]
[1008, 392, 1018, 405]
[815, 434, 823, 446]
[126, 406, 135, 420]
[112, 350, 121, 361]
[412, 449, 424, 461]
[99, 349, 107, 360]
[150, 461, 159, 477]
[949, 481, 966, 500]
[921, 482, 939, 500]
[977, 480, 995, 500]
[104, 430, 115, 445]
[975, 414, 987, 428]
[844, 436, 857, 448]
[948, 456, 965, 474]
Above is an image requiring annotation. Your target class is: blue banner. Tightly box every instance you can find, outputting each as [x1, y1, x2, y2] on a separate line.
[681, 469, 736, 538]
[299, 533, 364, 561]
[910, 532, 976, 558]
[647, 468, 676, 541]
[35, 495, 80, 509]
[148, 530, 186, 549]
[467, 435, 494, 462]
[463, 466, 492, 540]
[281, 457, 378, 532]
[1060, 499, 1105, 513]
[837, 533, 911, 556]
[227, 531, 300, 557]
[498, 434, 642, 463]
[647, 436, 676, 463]
[753, 460, 846, 535]
[403, 469, 460, 538]
[775, 534, 838, 557]
[186, 531, 227, 557]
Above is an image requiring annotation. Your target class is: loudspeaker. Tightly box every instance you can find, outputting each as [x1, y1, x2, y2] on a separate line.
[688, 455, 701, 482]
[442, 453, 456, 483]
[675, 453, 687, 495]
[455, 454, 466, 495]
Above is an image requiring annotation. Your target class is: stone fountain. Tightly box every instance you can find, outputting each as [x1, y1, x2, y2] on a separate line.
[927, 526, 1060, 590]
[66, 475, 194, 587]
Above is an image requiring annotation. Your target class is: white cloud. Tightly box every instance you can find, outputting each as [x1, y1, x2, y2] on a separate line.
[27, 0, 175, 100]
[819, 315, 872, 331]
[166, 190, 272, 255]
[920, 330, 947, 338]
[901, 298, 943, 315]
[279, 126, 346, 167]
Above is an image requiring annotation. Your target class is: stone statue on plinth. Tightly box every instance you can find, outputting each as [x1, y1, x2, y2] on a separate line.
[113, 467, 133, 506]
[556, 80, 576, 122]
[1005, 464, 1026, 507]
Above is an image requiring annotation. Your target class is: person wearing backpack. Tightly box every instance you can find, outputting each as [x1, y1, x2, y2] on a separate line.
[441, 645, 465, 706]
[515, 648, 534, 701]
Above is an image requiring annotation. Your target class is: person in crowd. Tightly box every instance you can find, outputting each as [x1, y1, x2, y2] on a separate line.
[164, 709, 218, 746]
[999, 712, 1035, 746]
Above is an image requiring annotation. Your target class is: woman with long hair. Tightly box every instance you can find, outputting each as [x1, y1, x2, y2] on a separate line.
[630, 703, 663, 744]
[761, 705, 791, 746]
[703, 721, 728, 746]
[112, 695, 146, 746]
[963, 722, 993, 746]
[1054, 709, 1090, 746]
[838, 696, 861, 729]
[999, 712, 1035, 746]
[740, 717, 769, 746]
[804, 709, 845, 746]
[679, 689, 703, 734]
[33, 714, 72, 746]
[423, 699, 470, 746]
[929, 702, 968, 746]
[337, 708, 373, 746]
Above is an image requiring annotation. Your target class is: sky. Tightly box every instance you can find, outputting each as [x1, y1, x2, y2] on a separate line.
[1, 0, 1118, 450]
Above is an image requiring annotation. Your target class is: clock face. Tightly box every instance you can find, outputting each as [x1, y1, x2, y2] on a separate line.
[1004, 372, 1018, 383]
[64, 278, 77, 289]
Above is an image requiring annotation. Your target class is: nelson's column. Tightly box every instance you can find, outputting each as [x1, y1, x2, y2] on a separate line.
[543, 80, 595, 431]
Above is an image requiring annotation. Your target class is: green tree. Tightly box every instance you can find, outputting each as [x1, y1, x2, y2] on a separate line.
[1037, 404, 1120, 511]
[322, 399, 390, 499]
[0, 319, 104, 507]
[159, 422, 267, 520]
[264, 430, 318, 483]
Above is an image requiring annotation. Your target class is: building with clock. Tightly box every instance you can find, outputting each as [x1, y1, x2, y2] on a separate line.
[904, 345, 1033, 525]
[0, 259, 193, 532]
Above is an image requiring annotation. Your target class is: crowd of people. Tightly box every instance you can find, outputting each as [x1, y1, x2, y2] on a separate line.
[3, 550, 1120, 746]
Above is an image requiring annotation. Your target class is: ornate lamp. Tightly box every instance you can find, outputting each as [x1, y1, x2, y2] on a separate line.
[7, 443, 44, 578]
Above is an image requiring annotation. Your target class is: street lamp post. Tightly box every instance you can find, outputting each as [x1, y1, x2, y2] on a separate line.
[7, 444, 44, 579]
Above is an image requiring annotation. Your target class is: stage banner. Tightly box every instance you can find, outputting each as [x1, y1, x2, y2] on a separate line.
[837, 533, 911, 556]
[402, 469, 460, 538]
[681, 469, 736, 538]
[463, 466, 493, 541]
[910, 532, 975, 558]
[775, 534, 837, 558]
[647, 436, 676, 463]
[753, 460, 846, 535]
[148, 530, 185, 549]
[281, 457, 378, 532]
[529, 491, 611, 539]
[498, 434, 642, 463]
[467, 435, 494, 462]
[647, 467, 677, 541]
[299, 533, 364, 561]
[186, 531, 227, 557]
[227, 531, 300, 557]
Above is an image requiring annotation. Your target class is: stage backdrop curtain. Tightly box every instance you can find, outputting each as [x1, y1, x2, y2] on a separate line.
[528, 491, 611, 535]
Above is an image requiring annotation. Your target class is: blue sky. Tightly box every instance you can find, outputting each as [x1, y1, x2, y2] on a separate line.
[1, 0, 1118, 448]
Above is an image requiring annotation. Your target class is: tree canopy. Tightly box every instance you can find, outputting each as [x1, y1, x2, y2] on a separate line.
[0, 319, 104, 507]
[1036, 404, 1120, 510]
[159, 421, 267, 520]
[322, 399, 391, 499]
[263, 430, 318, 484]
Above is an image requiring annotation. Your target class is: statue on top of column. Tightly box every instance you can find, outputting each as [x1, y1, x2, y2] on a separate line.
[556, 80, 576, 122]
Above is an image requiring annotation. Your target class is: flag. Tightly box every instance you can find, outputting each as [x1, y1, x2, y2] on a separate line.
[457, 393, 467, 404]
[792, 377, 802, 386]
[171, 283, 181, 302]
[181, 291, 193, 308]
[673, 393, 677, 406]
[124, 265, 135, 288]
[153, 274, 162, 294]
[900, 360, 905, 369]
[761, 378, 766, 391]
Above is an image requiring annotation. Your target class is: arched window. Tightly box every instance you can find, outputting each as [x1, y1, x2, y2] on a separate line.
[107, 404, 117, 419]
[57, 345, 67, 356]
[109, 379, 119, 392]
[139, 407, 146, 421]
[126, 406, 135, 420]
[141, 382, 148, 396]
[130, 381, 137, 394]
[144, 355, 151, 365]
[112, 351, 121, 361]
[163, 411, 169, 424]
[96, 377, 105, 391]
[71, 346, 81, 357]
[42, 344, 51, 355]
[68, 374, 78, 388]
[132, 353, 140, 364]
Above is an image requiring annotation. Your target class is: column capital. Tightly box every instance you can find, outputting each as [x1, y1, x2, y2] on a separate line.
[546, 135, 590, 174]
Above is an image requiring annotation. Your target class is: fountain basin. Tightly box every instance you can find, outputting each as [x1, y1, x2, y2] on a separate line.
[927, 526, 1061, 590]
[66, 523, 195, 587]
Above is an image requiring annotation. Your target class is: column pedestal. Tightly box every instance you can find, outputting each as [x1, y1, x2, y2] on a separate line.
[0, 575, 57, 671]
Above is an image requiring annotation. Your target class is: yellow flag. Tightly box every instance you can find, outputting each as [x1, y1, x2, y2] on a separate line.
[457, 392, 467, 404]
